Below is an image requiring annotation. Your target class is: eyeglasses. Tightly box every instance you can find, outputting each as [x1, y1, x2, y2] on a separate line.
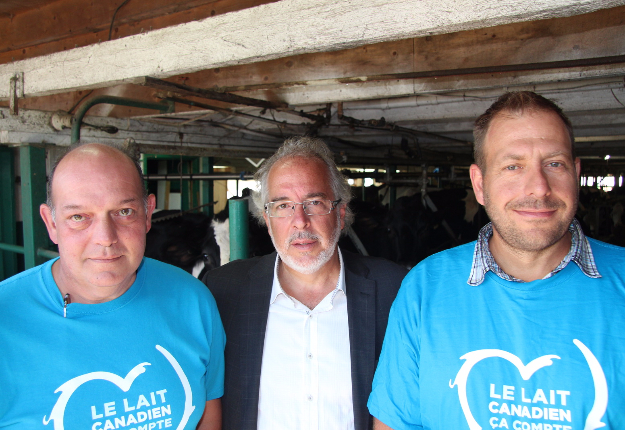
[265, 199, 341, 218]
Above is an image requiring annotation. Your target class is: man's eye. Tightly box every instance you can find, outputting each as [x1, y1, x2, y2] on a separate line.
[276, 203, 291, 210]
[119, 208, 134, 216]
[70, 214, 84, 222]
[548, 162, 563, 168]
[306, 200, 322, 206]
[506, 165, 519, 171]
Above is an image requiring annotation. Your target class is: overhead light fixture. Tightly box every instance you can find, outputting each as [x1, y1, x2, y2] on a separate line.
[605, 155, 611, 160]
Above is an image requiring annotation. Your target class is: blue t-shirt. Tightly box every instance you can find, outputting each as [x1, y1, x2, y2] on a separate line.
[368, 239, 625, 430]
[0, 257, 225, 429]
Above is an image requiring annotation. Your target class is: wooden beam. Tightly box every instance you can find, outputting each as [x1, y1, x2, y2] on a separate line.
[0, 0, 621, 100]
[0, 0, 277, 62]
[235, 63, 625, 106]
[213, 6, 625, 105]
[340, 84, 625, 123]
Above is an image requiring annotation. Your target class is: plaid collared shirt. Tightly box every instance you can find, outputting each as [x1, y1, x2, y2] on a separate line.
[467, 218, 601, 286]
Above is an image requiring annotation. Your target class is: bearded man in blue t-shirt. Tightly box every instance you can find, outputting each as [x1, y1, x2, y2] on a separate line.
[0, 142, 225, 429]
[369, 91, 625, 430]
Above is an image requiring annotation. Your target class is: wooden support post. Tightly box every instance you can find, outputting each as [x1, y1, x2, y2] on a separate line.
[0, 146, 18, 279]
[20, 145, 49, 269]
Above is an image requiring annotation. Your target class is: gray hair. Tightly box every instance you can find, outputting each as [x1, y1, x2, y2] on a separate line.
[46, 141, 148, 220]
[252, 136, 354, 230]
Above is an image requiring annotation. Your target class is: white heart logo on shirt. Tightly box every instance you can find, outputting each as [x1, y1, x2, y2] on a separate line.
[449, 339, 607, 430]
[43, 345, 195, 430]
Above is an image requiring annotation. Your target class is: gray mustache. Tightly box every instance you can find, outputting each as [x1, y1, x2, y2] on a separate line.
[288, 231, 320, 245]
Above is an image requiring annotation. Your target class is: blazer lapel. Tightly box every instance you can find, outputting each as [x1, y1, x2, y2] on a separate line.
[238, 253, 275, 429]
[344, 252, 376, 430]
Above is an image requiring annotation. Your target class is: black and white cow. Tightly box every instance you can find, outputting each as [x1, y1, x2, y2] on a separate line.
[145, 197, 274, 279]
[145, 210, 221, 278]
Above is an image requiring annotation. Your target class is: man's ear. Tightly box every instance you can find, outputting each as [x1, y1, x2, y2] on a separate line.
[575, 157, 581, 180]
[40, 204, 59, 244]
[470, 164, 486, 206]
[145, 194, 157, 233]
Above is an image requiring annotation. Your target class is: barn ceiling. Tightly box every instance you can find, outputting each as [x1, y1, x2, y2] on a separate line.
[1, 0, 625, 176]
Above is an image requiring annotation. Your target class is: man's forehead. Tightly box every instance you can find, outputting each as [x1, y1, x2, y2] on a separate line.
[485, 110, 573, 154]
[267, 157, 332, 198]
[51, 145, 143, 202]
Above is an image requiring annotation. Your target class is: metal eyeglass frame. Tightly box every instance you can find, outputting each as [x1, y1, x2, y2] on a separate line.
[264, 198, 342, 217]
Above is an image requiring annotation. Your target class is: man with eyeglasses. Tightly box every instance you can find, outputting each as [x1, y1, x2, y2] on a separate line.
[202, 136, 408, 430]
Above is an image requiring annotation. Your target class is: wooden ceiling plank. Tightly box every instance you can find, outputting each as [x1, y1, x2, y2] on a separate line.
[178, 6, 625, 92]
[0, 0, 277, 56]
[243, 65, 625, 106]
[1, 0, 622, 100]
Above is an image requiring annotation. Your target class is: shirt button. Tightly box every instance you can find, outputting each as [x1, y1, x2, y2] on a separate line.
[307, 353, 313, 359]
[306, 310, 310, 315]
[307, 395, 313, 401]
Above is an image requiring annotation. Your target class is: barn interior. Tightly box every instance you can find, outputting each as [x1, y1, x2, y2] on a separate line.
[1, 0, 625, 279]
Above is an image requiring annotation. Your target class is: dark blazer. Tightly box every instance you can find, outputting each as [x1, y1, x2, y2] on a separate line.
[203, 249, 407, 430]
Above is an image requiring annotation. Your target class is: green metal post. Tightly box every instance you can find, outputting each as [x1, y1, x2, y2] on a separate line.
[0, 146, 17, 279]
[229, 199, 249, 261]
[201, 157, 214, 217]
[20, 146, 49, 269]
[141, 154, 148, 193]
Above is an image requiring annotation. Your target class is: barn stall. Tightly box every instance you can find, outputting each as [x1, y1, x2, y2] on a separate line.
[1, 0, 625, 279]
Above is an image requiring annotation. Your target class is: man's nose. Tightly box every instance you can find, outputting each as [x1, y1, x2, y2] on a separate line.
[525, 166, 551, 198]
[291, 203, 311, 228]
[93, 216, 118, 247]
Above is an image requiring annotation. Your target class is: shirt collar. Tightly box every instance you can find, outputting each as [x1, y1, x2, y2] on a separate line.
[270, 247, 345, 305]
[468, 218, 601, 286]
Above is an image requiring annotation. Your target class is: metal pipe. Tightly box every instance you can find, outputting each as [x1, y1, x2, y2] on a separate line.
[0, 243, 59, 260]
[0, 242, 25, 254]
[72, 95, 174, 144]
[141, 76, 323, 122]
[37, 248, 60, 259]
[229, 199, 249, 261]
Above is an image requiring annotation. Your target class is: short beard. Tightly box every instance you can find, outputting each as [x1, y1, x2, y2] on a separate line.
[270, 217, 341, 275]
[486, 194, 575, 253]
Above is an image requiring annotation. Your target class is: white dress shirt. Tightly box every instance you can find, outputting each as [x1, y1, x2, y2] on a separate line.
[257, 249, 354, 430]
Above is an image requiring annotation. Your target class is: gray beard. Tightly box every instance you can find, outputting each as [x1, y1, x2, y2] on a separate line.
[270, 216, 341, 275]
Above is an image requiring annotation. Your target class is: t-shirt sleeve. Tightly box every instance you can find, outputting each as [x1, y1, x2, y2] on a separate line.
[204, 293, 226, 401]
[368, 269, 423, 430]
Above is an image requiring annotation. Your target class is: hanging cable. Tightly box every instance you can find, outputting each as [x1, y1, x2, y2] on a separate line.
[109, 0, 131, 41]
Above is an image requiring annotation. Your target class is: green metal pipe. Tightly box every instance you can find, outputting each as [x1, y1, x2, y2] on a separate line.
[37, 248, 60, 259]
[71, 95, 174, 144]
[228, 199, 249, 261]
[20, 145, 48, 269]
[0, 242, 25, 254]
[0, 244, 58, 260]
